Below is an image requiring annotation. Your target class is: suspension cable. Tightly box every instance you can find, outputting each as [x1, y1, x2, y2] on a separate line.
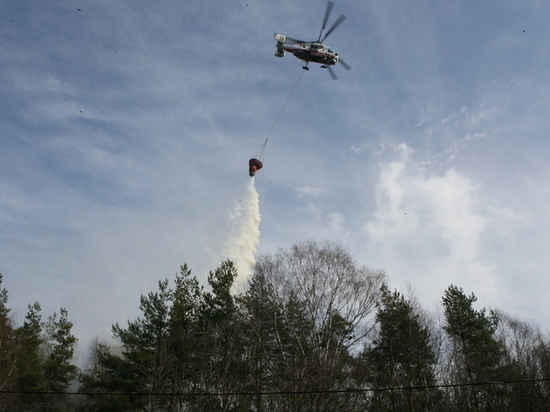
[255, 71, 304, 161]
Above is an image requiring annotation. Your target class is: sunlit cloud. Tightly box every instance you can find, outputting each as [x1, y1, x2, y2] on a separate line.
[364, 143, 498, 304]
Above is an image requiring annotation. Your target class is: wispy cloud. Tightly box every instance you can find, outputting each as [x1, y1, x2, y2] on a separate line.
[364, 143, 497, 304]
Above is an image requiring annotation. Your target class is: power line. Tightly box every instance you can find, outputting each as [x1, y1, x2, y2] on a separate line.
[2, 377, 550, 398]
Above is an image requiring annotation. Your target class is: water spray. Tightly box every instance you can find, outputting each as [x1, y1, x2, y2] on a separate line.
[224, 178, 261, 291]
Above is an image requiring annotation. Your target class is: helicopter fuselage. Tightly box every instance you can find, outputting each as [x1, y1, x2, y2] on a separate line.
[275, 34, 338, 67]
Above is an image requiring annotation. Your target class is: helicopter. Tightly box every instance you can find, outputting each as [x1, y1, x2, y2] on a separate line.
[274, 1, 351, 79]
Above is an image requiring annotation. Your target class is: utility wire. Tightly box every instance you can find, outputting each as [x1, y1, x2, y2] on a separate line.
[2, 377, 550, 397]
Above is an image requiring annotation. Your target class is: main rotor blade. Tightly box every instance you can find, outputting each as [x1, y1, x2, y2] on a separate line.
[327, 66, 338, 80]
[321, 14, 346, 42]
[318, 1, 335, 41]
[339, 58, 351, 71]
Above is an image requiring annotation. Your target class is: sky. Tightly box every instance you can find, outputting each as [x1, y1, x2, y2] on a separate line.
[2, 0, 550, 364]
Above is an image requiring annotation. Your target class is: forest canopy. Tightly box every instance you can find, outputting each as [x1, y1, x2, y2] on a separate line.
[1, 241, 550, 411]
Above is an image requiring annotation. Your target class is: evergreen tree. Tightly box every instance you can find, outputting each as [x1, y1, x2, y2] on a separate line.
[167, 264, 204, 398]
[81, 261, 249, 412]
[362, 285, 440, 411]
[442, 285, 504, 411]
[114, 278, 173, 410]
[0, 276, 80, 411]
[192, 260, 250, 411]
[238, 272, 286, 411]
[79, 341, 139, 412]
[0, 274, 17, 411]
[202, 260, 237, 322]
[14, 302, 44, 409]
[42, 308, 78, 393]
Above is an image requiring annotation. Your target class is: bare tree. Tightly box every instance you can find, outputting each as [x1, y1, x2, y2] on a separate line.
[495, 312, 550, 411]
[250, 241, 385, 410]
[256, 241, 385, 349]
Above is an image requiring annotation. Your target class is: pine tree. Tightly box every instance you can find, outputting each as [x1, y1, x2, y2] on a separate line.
[362, 285, 440, 411]
[442, 285, 504, 411]
[193, 260, 250, 411]
[114, 278, 173, 410]
[42, 308, 78, 393]
[0, 274, 17, 410]
[238, 272, 286, 411]
[81, 261, 248, 412]
[167, 264, 204, 397]
[14, 302, 44, 409]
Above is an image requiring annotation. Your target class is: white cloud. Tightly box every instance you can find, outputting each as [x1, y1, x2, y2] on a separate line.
[364, 144, 497, 304]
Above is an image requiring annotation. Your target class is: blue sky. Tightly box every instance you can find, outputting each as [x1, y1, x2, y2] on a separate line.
[2, 0, 550, 363]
